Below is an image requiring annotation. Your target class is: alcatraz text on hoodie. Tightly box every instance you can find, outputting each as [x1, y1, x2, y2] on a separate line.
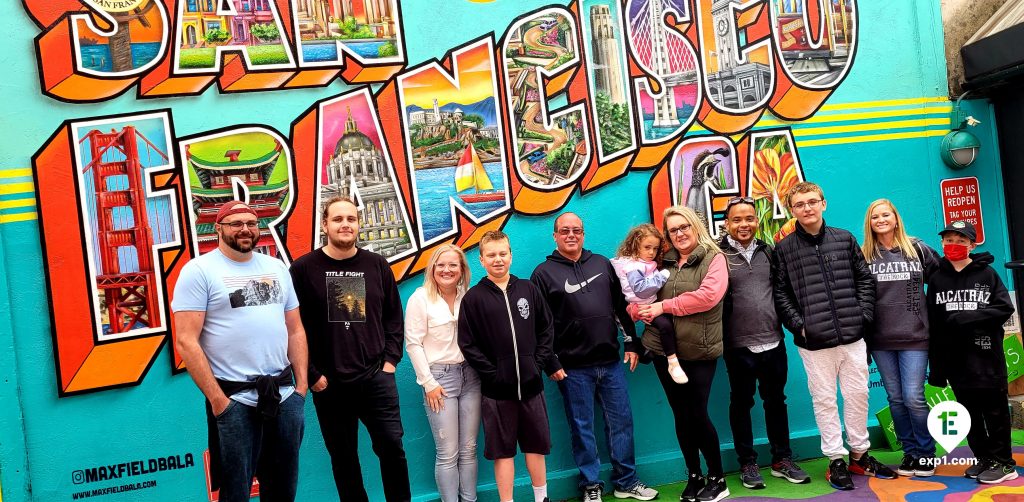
[927, 251, 1015, 390]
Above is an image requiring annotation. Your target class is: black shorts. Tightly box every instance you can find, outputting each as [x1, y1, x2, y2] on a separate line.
[480, 392, 551, 460]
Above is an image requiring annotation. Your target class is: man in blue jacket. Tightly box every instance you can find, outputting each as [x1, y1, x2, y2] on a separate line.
[531, 213, 658, 502]
[458, 230, 562, 502]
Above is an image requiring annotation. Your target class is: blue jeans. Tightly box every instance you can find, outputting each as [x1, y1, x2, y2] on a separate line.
[872, 350, 935, 458]
[216, 392, 305, 502]
[557, 361, 639, 491]
[424, 362, 481, 502]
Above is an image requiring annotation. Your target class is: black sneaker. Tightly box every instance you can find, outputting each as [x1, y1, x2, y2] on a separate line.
[770, 457, 811, 484]
[978, 462, 1019, 484]
[826, 458, 855, 490]
[695, 476, 730, 502]
[679, 473, 705, 502]
[914, 456, 936, 477]
[848, 453, 898, 479]
[965, 458, 992, 479]
[897, 454, 917, 477]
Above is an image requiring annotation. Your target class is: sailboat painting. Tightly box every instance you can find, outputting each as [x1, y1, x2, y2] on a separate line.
[455, 142, 505, 203]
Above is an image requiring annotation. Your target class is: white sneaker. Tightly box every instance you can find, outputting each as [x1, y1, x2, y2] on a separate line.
[668, 359, 688, 384]
[613, 481, 658, 500]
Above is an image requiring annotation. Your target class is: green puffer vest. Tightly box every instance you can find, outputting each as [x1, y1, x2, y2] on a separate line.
[641, 245, 724, 360]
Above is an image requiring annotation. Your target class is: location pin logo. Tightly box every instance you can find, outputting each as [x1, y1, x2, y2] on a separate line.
[928, 401, 971, 454]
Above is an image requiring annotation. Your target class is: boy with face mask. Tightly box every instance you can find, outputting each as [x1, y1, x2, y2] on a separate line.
[927, 221, 1017, 484]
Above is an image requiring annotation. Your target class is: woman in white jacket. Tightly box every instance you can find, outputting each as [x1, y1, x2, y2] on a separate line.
[405, 244, 481, 501]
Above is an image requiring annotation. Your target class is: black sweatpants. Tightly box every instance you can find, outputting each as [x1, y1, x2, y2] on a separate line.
[952, 385, 1014, 466]
[654, 357, 724, 477]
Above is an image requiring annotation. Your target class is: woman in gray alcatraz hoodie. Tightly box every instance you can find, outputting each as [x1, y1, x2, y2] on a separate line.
[861, 199, 940, 475]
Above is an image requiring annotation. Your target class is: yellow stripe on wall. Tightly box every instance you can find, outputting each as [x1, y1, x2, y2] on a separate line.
[798, 129, 949, 148]
[0, 199, 36, 210]
[793, 118, 948, 138]
[0, 168, 32, 179]
[0, 212, 38, 224]
[0, 183, 34, 196]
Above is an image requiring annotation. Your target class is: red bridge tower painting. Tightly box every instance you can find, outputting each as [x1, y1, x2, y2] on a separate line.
[80, 126, 166, 335]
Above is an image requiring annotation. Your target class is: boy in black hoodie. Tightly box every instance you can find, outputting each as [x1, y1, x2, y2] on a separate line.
[927, 220, 1017, 484]
[458, 230, 562, 502]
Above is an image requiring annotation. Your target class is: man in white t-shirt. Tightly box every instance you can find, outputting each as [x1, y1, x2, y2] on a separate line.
[172, 201, 309, 502]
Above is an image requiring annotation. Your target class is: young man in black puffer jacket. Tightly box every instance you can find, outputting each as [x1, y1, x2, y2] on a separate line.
[773, 182, 895, 491]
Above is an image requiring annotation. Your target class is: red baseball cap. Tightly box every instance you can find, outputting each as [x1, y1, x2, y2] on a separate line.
[215, 201, 258, 223]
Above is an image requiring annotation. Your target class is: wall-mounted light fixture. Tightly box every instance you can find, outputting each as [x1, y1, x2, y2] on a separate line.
[940, 92, 982, 170]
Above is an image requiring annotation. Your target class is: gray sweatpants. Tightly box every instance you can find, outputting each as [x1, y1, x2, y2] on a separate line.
[797, 338, 871, 460]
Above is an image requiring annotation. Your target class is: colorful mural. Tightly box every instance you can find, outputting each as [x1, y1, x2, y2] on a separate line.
[75, 0, 168, 75]
[502, 8, 590, 188]
[316, 88, 415, 258]
[295, 0, 403, 66]
[6, 0, 1012, 501]
[627, 0, 700, 143]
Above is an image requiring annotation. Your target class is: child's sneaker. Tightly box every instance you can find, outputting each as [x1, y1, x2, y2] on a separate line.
[826, 458, 854, 490]
[695, 476, 729, 502]
[977, 463, 1019, 484]
[914, 456, 936, 477]
[848, 453, 897, 479]
[667, 357, 688, 384]
[770, 457, 810, 484]
[965, 458, 992, 479]
[679, 473, 704, 502]
[896, 455, 917, 477]
[739, 463, 765, 489]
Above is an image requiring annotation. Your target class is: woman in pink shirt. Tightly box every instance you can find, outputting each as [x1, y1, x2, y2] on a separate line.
[635, 206, 729, 502]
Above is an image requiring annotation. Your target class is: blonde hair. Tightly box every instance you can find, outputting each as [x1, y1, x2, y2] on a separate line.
[422, 244, 471, 302]
[616, 224, 664, 264]
[862, 199, 919, 263]
[785, 181, 825, 208]
[662, 206, 721, 256]
[479, 230, 509, 249]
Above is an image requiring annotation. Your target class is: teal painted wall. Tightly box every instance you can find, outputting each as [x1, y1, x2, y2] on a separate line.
[0, 0, 1015, 501]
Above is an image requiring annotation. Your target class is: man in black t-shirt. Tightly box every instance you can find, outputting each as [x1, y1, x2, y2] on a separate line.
[289, 196, 409, 502]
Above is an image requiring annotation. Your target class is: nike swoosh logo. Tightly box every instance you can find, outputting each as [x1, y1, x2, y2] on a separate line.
[564, 273, 602, 294]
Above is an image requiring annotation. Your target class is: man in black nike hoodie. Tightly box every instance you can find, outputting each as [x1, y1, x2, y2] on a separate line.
[458, 230, 561, 502]
[530, 213, 657, 501]
[927, 221, 1016, 484]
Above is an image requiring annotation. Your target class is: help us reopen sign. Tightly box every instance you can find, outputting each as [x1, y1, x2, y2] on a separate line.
[941, 177, 985, 244]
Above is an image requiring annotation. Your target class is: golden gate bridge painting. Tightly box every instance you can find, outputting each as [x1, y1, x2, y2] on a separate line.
[74, 116, 177, 339]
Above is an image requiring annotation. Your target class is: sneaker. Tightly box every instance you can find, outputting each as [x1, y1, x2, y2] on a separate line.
[914, 456, 936, 477]
[826, 458, 855, 490]
[965, 458, 992, 479]
[740, 463, 765, 489]
[848, 453, 898, 479]
[584, 484, 603, 502]
[897, 454, 917, 477]
[668, 358, 689, 384]
[695, 476, 730, 502]
[770, 457, 811, 484]
[978, 463, 1019, 484]
[613, 481, 657, 500]
[679, 473, 705, 502]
